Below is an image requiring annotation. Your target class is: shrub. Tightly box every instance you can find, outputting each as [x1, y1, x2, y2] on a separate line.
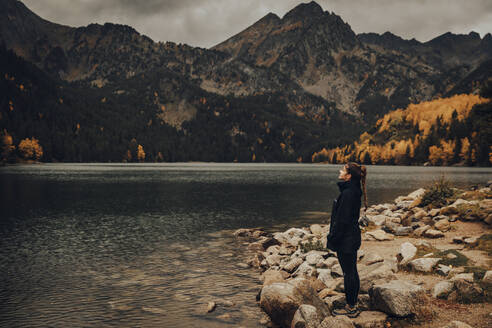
[300, 238, 324, 253]
[420, 175, 455, 207]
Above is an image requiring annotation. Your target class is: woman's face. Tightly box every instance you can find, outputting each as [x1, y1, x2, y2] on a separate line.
[338, 165, 351, 181]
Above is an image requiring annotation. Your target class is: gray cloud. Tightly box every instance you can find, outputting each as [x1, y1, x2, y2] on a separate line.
[22, 0, 492, 48]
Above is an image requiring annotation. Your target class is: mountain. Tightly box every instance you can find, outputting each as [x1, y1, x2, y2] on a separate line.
[1, 0, 491, 164]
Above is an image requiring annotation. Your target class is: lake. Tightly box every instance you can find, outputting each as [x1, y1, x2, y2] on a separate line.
[1, 163, 491, 327]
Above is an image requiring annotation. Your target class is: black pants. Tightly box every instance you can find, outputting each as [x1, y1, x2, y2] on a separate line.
[336, 251, 360, 306]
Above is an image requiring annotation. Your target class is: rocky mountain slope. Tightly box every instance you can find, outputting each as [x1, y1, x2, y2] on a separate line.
[1, 0, 491, 163]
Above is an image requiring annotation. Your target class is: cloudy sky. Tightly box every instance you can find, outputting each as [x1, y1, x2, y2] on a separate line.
[22, 0, 492, 48]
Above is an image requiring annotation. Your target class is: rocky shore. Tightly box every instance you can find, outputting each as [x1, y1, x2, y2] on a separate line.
[233, 181, 492, 328]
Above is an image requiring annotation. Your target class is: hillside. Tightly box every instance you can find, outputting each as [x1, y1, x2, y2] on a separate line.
[0, 0, 491, 164]
[312, 92, 492, 166]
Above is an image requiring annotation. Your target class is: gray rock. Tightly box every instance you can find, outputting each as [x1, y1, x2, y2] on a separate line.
[433, 214, 449, 221]
[450, 273, 474, 283]
[317, 257, 338, 269]
[397, 242, 417, 265]
[266, 245, 280, 255]
[305, 251, 326, 266]
[266, 254, 283, 267]
[293, 262, 317, 278]
[436, 264, 451, 276]
[351, 311, 388, 328]
[440, 206, 459, 215]
[369, 280, 425, 317]
[319, 315, 355, 328]
[317, 269, 333, 287]
[451, 199, 472, 207]
[383, 257, 399, 273]
[359, 262, 397, 293]
[409, 258, 441, 272]
[331, 264, 343, 277]
[429, 208, 441, 217]
[361, 252, 384, 265]
[482, 270, 492, 284]
[284, 257, 304, 273]
[463, 237, 478, 245]
[413, 225, 431, 237]
[233, 228, 255, 237]
[414, 240, 431, 248]
[367, 215, 388, 226]
[261, 269, 286, 286]
[260, 278, 330, 328]
[291, 304, 321, 328]
[207, 301, 216, 312]
[309, 224, 327, 237]
[434, 219, 451, 232]
[325, 294, 346, 309]
[432, 281, 454, 298]
[413, 210, 428, 220]
[446, 253, 457, 259]
[366, 229, 394, 241]
[484, 213, 492, 225]
[248, 236, 279, 251]
[423, 229, 444, 238]
[407, 188, 426, 199]
[394, 226, 413, 236]
[396, 200, 414, 210]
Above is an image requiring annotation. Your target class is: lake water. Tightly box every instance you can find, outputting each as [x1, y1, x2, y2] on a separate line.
[1, 163, 491, 327]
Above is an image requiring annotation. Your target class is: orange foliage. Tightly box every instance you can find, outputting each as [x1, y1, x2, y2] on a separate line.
[18, 137, 43, 160]
[377, 94, 487, 136]
[1, 130, 15, 160]
[137, 145, 145, 162]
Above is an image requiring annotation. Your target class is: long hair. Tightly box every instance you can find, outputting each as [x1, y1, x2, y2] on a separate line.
[346, 162, 368, 210]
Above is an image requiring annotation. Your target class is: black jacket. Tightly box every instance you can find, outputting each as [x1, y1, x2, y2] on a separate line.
[326, 179, 362, 253]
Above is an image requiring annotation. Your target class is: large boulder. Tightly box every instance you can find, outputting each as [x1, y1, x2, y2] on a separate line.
[359, 262, 397, 293]
[260, 278, 330, 328]
[261, 269, 286, 286]
[290, 304, 321, 328]
[408, 258, 441, 272]
[309, 224, 329, 237]
[351, 311, 389, 328]
[293, 262, 317, 278]
[408, 188, 426, 199]
[397, 242, 417, 266]
[369, 280, 425, 317]
[432, 281, 455, 299]
[319, 316, 355, 328]
[360, 252, 384, 266]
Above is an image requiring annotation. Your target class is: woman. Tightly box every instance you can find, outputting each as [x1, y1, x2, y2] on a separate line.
[326, 162, 367, 318]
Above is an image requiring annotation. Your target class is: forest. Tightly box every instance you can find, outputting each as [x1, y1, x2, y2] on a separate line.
[312, 92, 492, 166]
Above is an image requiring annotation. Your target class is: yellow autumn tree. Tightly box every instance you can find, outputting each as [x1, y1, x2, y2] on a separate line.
[1, 130, 15, 161]
[460, 137, 470, 163]
[428, 139, 455, 165]
[137, 145, 145, 162]
[18, 137, 43, 160]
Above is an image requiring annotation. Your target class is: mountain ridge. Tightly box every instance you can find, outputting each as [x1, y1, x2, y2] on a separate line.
[1, 0, 491, 164]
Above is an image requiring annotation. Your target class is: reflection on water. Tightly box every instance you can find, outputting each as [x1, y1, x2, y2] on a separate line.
[0, 163, 491, 327]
